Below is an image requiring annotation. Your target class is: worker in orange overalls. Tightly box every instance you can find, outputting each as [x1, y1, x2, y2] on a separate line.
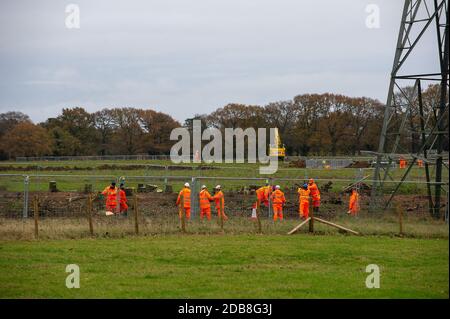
[298, 183, 310, 219]
[399, 157, 407, 169]
[271, 185, 286, 221]
[347, 189, 360, 215]
[119, 183, 128, 214]
[253, 184, 270, 208]
[176, 182, 191, 219]
[213, 185, 228, 220]
[308, 178, 321, 213]
[199, 185, 213, 220]
[417, 159, 424, 168]
[102, 181, 118, 214]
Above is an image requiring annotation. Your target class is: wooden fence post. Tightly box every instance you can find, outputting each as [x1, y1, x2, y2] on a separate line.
[256, 199, 262, 234]
[309, 201, 314, 233]
[87, 194, 94, 236]
[134, 194, 139, 235]
[399, 208, 403, 236]
[33, 195, 39, 239]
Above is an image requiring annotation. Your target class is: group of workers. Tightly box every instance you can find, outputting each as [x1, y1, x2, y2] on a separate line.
[175, 178, 360, 221]
[176, 183, 227, 221]
[101, 181, 128, 215]
[101, 179, 360, 219]
[399, 157, 424, 168]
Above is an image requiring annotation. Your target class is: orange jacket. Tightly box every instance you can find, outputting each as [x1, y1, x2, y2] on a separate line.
[308, 183, 320, 200]
[417, 159, 424, 167]
[399, 159, 407, 168]
[298, 188, 310, 203]
[199, 189, 213, 209]
[102, 186, 118, 206]
[256, 187, 269, 202]
[176, 188, 191, 208]
[213, 190, 225, 209]
[271, 189, 286, 205]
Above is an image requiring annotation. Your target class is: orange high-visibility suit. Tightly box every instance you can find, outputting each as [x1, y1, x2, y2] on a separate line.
[119, 189, 128, 212]
[298, 188, 310, 218]
[348, 190, 360, 215]
[271, 189, 286, 221]
[102, 186, 118, 212]
[176, 187, 191, 219]
[417, 159, 424, 167]
[399, 158, 407, 168]
[213, 190, 228, 220]
[199, 189, 213, 220]
[308, 181, 321, 209]
[253, 187, 270, 209]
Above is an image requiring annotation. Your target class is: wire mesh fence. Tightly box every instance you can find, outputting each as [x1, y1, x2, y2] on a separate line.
[0, 171, 448, 240]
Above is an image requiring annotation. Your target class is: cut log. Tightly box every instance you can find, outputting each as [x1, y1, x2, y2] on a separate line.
[287, 217, 311, 235]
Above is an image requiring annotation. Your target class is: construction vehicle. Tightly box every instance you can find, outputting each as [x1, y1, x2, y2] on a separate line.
[269, 128, 286, 160]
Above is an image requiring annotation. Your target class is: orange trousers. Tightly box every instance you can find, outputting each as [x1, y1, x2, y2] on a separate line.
[178, 207, 191, 219]
[120, 202, 128, 212]
[349, 202, 359, 215]
[273, 205, 283, 221]
[216, 207, 228, 220]
[312, 199, 320, 208]
[200, 207, 211, 220]
[299, 201, 309, 218]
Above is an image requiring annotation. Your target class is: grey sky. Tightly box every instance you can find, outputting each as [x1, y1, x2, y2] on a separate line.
[0, 0, 438, 123]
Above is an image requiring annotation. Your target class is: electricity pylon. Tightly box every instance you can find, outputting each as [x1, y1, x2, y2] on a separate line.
[370, 0, 449, 218]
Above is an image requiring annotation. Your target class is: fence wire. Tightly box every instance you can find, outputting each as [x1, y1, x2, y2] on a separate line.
[0, 171, 448, 239]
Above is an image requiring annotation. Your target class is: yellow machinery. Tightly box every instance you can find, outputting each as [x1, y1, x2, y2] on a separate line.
[269, 128, 286, 159]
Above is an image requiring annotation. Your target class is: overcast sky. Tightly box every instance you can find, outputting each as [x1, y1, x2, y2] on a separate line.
[0, 0, 439, 123]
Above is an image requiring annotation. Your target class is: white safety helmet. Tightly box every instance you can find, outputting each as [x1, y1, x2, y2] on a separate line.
[184, 182, 190, 187]
[275, 185, 281, 190]
[215, 185, 221, 189]
[201, 185, 207, 189]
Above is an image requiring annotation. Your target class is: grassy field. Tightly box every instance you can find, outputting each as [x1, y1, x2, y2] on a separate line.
[0, 159, 442, 195]
[0, 235, 448, 298]
[1, 216, 449, 240]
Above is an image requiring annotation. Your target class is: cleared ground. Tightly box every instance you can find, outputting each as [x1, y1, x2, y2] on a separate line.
[0, 235, 448, 298]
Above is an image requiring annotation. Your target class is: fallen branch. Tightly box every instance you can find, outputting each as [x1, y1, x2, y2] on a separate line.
[287, 217, 311, 235]
[313, 217, 360, 235]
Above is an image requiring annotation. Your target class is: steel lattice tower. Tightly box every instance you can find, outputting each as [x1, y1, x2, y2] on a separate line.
[370, 0, 449, 218]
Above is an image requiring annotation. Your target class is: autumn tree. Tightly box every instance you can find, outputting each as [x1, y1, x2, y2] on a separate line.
[0, 111, 31, 159]
[0, 122, 52, 158]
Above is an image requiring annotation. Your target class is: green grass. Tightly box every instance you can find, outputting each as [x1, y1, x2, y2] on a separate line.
[0, 235, 447, 298]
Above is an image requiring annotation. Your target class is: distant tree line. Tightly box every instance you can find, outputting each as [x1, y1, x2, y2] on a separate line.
[0, 84, 444, 160]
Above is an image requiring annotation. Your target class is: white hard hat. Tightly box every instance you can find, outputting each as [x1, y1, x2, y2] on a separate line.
[184, 182, 190, 187]
[275, 185, 280, 189]
[201, 185, 207, 189]
[215, 185, 221, 189]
